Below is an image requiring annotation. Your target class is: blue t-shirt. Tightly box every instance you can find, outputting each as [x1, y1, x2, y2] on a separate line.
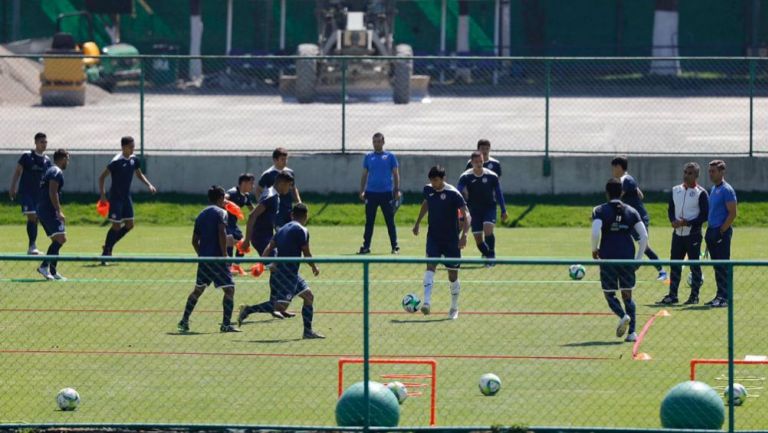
[465, 157, 502, 177]
[194, 205, 227, 257]
[708, 181, 737, 229]
[273, 221, 310, 275]
[363, 151, 398, 193]
[253, 187, 280, 235]
[592, 200, 642, 259]
[258, 166, 295, 224]
[620, 174, 648, 221]
[38, 166, 64, 211]
[107, 154, 140, 199]
[18, 150, 52, 197]
[423, 183, 466, 243]
[456, 168, 505, 212]
[226, 186, 253, 229]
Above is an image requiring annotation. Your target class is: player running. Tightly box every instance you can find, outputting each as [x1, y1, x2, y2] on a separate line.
[225, 173, 256, 275]
[36, 149, 70, 281]
[413, 165, 471, 320]
[9, 132, 52, 255]
[256, 147, 302, 228]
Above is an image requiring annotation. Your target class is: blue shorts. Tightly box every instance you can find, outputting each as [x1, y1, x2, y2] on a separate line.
[195, 262, 234, 289]
[469, 206, 496, 233]
[251, 232, 274, 256]
[226, 225, 243, 241]
[269, 271, 309, 303]
[38, 206, 66, 237]
[599, 264, 636, 292]
[19, 192, 39, 215]
[426, 237, 461, 270]
[108, 196, 134, 223]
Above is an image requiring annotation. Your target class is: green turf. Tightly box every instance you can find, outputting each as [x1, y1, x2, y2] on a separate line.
[0, 225, 766, 428]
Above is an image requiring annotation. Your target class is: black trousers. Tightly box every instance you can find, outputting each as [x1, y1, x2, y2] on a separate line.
[705, 227, 733, 300]
[669, 232, 703, 298]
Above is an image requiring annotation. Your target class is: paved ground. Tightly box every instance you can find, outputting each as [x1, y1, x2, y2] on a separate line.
[1, 91, 765, 155]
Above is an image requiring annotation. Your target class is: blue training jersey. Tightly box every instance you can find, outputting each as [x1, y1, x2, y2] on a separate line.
[424, 183, 466, 243]
[620, 174, 648, 221]
[273, 220, 310, 275]
[465, 157, 502, 177]
[194, 205, 227, 257]
[253, 187, 280, 235]
[258, 166, 295, 224]
[38, 166, 64, 210]
[226, 186, 253, 229]
[592, 200, 642, 259]
[18, 150, 52, 197]
[363, 151, 398, 193]
[456, 168, 505, 212]
[107, 153, 140, 198]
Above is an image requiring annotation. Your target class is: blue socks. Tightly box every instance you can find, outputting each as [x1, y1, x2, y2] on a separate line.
[302, 305, 314, 332]
[222, 297, 234, 326]
[624, 297, 637, 334]
[605, 293, 625, 318]
[43, 241, 63, 274]
[486, 234, 496, 253]
[27, 220, 37, 246]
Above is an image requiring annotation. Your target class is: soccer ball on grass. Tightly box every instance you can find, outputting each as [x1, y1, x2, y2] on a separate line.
[387, 381, 408, 404]
[568, 264, 586, 280]
[402, 293, 421, 313]
[724, 383, 748, 406]
[56, 387, 80, 411]
[478, 373, 501, 396]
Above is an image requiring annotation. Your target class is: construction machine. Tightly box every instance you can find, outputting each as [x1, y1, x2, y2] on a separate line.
[280, 0, 429, 104]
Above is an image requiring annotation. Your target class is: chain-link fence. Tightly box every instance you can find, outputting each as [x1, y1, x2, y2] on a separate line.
[0, 255, 764, 431]
[1, 54, 767, 155]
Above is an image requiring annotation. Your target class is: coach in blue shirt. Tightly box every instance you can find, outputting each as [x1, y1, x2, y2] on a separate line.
[358, 132, 400, 254]
[704, 160, 738, 308]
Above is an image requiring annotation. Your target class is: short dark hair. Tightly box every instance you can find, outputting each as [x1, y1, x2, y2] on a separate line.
[372, 132, 385, 141]
[684, 162, 700, 177]
[291, 202, 309, 219]
[477, 139, 491, 149]
[606, 178, 623, 199]
[34, 132, 47, 142]
[238, 173, 255, 184]
[428, 165, 446, 179]
[611, 156, 628, 171]
[470, 151, 482, 161]
[208, 185, 226, 203]
[53, 149, 69, 162]
[275, 171, 294, 184]
[709, 159, 726, 171]
[121, 136, 135, 147]
[272, 147, 288, 160]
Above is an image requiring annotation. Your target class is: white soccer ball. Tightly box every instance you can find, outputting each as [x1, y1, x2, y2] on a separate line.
[569, 264, 586, 280]
[56, 387, 80, 411]
[402, 293, 421, 313]
[387, 381, 408, 404]
[724, 383, 748, 406]
[478, 373, 501, 396]
[686, 272, 704, 288]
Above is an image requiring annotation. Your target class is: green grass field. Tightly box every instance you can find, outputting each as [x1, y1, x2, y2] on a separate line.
[0, 224, 766, 428]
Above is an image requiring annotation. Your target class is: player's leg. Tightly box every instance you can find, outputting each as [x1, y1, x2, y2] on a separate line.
[483, 207, 497, 258]
[380, 192, 399, 253]
[469, 208, 490, 257]
[446, 243, 462, 319]
[600, 264, 628, 336]
[660, 234, 686, 304]
[686, 234, 703, 304]
[111, 199, 135, 249]
[25, 211, 40, 254]
[219, 283, 240, 333]
[239, 270, 286, 322]
[619, 265, 637, 341]
[47, 232, 67, 280]
[296, 279, 324, 339]
[705, 227, 731, 306]
[179, 283, 206, 332]
[38, 211, 66, 280]
[422, 238, 439, 314]
[359, 192, 378, 254]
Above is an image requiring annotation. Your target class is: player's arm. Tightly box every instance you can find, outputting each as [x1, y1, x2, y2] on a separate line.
[456, 177, 468, 200]
[392, 167, 401, 200]
[637, 187, 645, 200]
[301, 243, 320, 276]
[692, 191, 709, 227]
[591, 219, 602, 259]
[218, 222, 227, 257]
[9, 164, 23, 200]
[359, 169, 368, 201]
[97, 167, 110, 201]
[721, 201, 737, 234]
[494, 181, 508, 221]
[633, 221, 648, 261]
[135, 168, 157, 194]
[191, 232, 200, 255]
[292, 184, 302, 204]
[458, 204, 470, 248]
[261, 239, 276, 257]
[412, 199, 428, 235]
[668, 191, 679, 227]
[244, 203, 266, 245]
[49, 179, 64, 221]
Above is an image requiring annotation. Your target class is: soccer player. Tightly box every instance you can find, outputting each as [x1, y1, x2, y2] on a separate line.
[98, 136, 157, 261]
[256, 147, 302, 228]
[457, 151, 508, 260]
[465, 139, 501, 177]
[412, 165, 470, 320]
[358, 132, 401, 255]
[225, 173, 256, 275]
[238, 203, 324, 339]
[611, 156, 667, 280]
[36, 149, 70, 281]
[244, 172, 294, 257]
[658, 162, 708, 305]
[591, 178, 648, 342]
[704, 160, 737, 308]
[9, 132, 52, 255]
[177, 186, 240, 333]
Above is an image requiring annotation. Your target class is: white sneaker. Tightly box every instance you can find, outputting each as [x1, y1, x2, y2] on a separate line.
[448, 308, 459, 320]
[52, 273, 67, 281]
[37, 266, 54, 281]
[616, 315, 631, 338]
[625, 332, 637, 342]
[420, 304, 431, 315]
[27, 246, 41, 255]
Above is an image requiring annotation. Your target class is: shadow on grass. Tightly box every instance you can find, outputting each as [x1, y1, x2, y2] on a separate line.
[390, 317, 453, 324]
[245, 338, 303, 344]
[561, 341, 625, 347]
[166, 331, 209, 336]
[508, 204, 536, 228]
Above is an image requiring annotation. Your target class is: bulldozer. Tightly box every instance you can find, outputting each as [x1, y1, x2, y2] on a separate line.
[40, 11, 140, 106]
[279, 0, 429, 104]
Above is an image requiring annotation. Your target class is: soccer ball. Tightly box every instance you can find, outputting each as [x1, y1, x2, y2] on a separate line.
[402, 293, 421, 313]
[724, 383, 748, 406]
[686, 272, 704, 288]
[387, 381, 408, 404]
[478, 373, 501, 396]
[56, 387, 80, 411]
[568, 264, 586, 280]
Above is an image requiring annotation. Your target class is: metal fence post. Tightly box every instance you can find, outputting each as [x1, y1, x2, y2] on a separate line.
[362, 260, 370, 430]
[543, 58, 552, 177]
[727, 263, 735, 432]
[139, 57, 146, 172]
[749, 59, 755, 158]
[341, 58, 347, 154]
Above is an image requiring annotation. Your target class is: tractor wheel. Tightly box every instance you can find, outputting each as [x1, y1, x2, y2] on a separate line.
[296, 44, 319, 104]
[393, 44, 413, 104]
